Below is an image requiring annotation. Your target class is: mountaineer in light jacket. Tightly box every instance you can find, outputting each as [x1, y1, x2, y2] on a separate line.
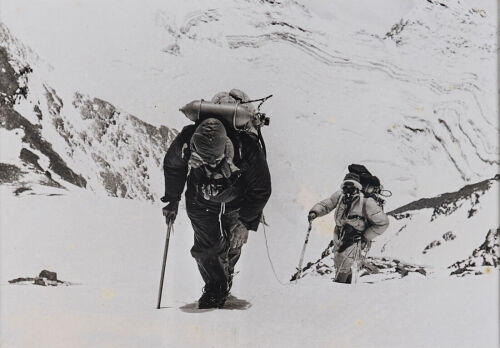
[308, 173, 389, 283]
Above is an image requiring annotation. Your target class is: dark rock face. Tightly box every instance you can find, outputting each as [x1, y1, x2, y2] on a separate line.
[389, 177, 496, 220]
[0, 163, 24, 184]
[1, 24, 177, 200]
[0, 105, 87, 188]
[67, 94, 177, 200]
[19, 148, 43, 171]
[0, 41, 87, 190]
[0, 46, 20, 100]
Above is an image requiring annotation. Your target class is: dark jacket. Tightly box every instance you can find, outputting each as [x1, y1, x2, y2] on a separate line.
[163, 125, 271, 231]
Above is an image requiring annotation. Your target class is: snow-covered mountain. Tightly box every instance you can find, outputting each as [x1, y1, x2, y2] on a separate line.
[0, 24, 177, 200]
[1, 0, 498, 209]
[0, 0, 499, 347]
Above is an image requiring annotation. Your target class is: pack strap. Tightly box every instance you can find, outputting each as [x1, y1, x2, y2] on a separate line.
[257, 128, 267, 158]
[362, 196, 367, 218]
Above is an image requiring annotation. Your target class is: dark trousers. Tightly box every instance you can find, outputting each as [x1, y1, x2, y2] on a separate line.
[186, 200, 242, 290]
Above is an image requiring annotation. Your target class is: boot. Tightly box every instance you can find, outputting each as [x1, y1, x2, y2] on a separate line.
[334, 272, 352, 284]
[198, 283, 229, 309]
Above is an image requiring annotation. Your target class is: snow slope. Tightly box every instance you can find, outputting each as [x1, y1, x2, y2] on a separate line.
[1, 188, 498, 348]
[1, 0, 498, 278]
[378, 177, 500, 270]
[0, 0, 499, 346]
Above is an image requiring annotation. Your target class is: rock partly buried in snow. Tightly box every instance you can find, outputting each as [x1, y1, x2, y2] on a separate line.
[9, 270, 71, 286]
[448, 228, 499, 276]
[422, 240, 442, 254]
[362, 257, 427, 279]
[39, 269, 57, 281]
[290, 239, 428, 283]
[422, 231, 457, 254]
[442, 231, 456, 241]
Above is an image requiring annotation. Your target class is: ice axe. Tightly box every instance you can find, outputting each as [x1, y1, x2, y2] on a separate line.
[156, 220, 173, 309]
[294, 221, 313, 282]
[351, 240, 371, 285]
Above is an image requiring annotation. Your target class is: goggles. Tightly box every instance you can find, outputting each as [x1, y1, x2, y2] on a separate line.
[342, 182, 359, 195]
[192, 151, 225, 168]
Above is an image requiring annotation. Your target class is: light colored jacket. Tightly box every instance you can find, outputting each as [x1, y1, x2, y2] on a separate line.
[310, 190, 389, 241]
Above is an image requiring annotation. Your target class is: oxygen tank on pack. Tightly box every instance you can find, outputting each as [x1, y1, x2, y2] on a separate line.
[179, 100, 270, 130]
[180, 94, 272, 156]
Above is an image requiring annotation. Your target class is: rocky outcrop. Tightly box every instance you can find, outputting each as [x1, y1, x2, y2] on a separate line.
[422, 231, 457, 254]
[389, 177, 496, 221]
[9, 269, 71, 286]
[0, 163, 24, 184]
[449, 228, 499, 276]
[0, 23, 177, 200]
[290, 239, 427, 282]
[0, 44, 87, 189]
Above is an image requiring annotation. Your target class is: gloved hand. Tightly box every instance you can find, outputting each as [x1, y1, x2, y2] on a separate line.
[352, 232, 363, 243]
[230, 221, 249, 249]
[162, 201, 179, 225]
[308, 212, 317, 222]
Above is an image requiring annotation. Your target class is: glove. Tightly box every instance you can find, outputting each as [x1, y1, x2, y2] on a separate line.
[230, 221, 249, 249]
[308, 212, 317, 222]
[352, 232, 363, 243]
[162, 201, 179, 225]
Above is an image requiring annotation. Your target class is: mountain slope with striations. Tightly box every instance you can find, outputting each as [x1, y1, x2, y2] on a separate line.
[0, 24, 176, 200]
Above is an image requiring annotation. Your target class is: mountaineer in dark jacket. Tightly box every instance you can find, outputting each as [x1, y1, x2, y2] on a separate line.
[161, 91, 271, 309]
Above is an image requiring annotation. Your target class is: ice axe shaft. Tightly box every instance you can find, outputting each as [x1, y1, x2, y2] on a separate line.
[156, 220, 173, 309]
[351, 241, 371, 285]
[295, 222, 313, 281]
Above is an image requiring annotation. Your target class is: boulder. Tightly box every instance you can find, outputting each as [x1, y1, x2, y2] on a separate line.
[39, 270, 57, 281]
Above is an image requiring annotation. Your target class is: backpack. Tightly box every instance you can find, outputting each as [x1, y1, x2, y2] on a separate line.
[179, 91, 272, 157]
[347, 164, 391, 204]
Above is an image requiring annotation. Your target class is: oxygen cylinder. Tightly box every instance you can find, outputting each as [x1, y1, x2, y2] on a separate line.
[179, 100, 256, 129]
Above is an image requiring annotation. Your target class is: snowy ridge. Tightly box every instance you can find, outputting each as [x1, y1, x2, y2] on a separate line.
[371, 176, 499, 270]
[295, 176, 499, 281]
[0, 23, 177, 200]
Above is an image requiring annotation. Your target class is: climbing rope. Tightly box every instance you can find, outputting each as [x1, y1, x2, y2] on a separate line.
[262, 223, 290, 286]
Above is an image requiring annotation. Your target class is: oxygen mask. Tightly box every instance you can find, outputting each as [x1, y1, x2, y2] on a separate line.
[342, 182, 359, 204]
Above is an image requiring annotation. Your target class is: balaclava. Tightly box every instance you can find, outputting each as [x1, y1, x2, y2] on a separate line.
[341, 173, 362, 205]
[190, 118, 228, 164]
